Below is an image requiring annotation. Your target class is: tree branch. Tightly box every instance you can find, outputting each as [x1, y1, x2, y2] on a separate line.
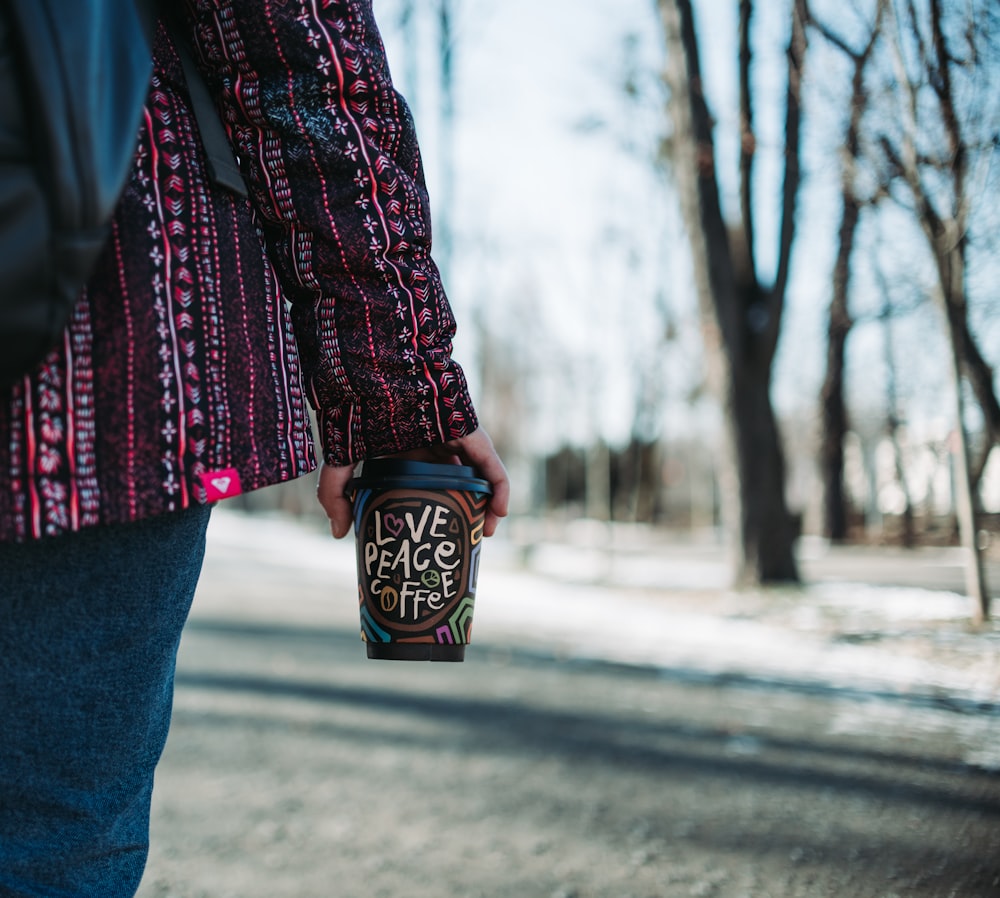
[770, 0, 809, 341]
[929, 0, 968, 230]
[812, 19, 855, 58]
[738, 0, 757, 285]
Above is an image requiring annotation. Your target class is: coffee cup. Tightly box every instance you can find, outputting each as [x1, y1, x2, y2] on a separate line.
[349, 459, 492, 661]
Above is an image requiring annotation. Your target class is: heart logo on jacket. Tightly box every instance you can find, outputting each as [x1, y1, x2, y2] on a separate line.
[200, 468, 242, 501]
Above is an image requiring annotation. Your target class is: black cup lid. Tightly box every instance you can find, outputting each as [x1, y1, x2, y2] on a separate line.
[360, 459, 477, 479]
[351, 458, 491, 494]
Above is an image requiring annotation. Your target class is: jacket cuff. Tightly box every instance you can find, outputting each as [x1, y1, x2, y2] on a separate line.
[315, 361, 480, 466]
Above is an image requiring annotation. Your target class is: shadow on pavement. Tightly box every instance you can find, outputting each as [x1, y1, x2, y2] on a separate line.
[141, 610, 1000, 898]
[176, 619, 1000, 820]
[184, 616, 1000, 716]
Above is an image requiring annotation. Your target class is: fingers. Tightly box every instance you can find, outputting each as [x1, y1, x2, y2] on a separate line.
[318, 426, 510, 540]
[449, 428, 510, 537]
[398, 428, 510, 537]
[317, 462, 357, 539]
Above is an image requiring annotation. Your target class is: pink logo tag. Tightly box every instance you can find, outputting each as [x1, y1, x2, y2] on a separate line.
[201, 467, 242, 501]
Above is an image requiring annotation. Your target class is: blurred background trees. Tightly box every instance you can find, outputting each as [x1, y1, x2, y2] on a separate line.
[237, 0, 1000, 618]
[810, 0, 999, 618]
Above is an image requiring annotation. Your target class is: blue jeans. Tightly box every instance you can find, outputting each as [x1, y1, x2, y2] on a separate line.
[0, 504, 211, 897]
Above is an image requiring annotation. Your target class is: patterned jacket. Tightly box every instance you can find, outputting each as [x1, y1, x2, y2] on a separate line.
[0, 0, 478, 542]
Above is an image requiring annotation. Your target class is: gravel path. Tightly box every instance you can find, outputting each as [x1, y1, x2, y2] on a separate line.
[136, 512, 1000, 898]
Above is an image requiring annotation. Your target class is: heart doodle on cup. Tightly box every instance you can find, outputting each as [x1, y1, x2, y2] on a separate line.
[383, 513, 405, 538]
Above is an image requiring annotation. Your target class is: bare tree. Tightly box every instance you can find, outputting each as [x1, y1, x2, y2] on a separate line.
[656, 0, 807, 584]
[436, 0, 456, 283]
[813, 3, 886, 542]
[876, 0, 998, 621]
[876, 272, 916, 547]
[395, 0, 419, 118]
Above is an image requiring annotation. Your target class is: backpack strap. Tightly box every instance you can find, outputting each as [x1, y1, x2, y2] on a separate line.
[166, 18, 248, 198]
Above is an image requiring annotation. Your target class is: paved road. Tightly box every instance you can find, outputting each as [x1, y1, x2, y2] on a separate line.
[136, 514, 1000, 898]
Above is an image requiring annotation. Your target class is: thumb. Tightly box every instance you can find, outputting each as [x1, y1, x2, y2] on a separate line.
[317, 462, 357, 539]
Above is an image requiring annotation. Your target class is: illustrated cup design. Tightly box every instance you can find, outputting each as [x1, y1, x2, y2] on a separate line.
[350, 461, 491, 661]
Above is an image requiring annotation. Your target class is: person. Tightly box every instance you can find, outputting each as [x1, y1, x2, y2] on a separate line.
[0, 1, 509, 894]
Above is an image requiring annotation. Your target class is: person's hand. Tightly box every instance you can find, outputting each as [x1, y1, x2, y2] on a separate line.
[317, 427, 510, 540]
[316, 463, 357, 539]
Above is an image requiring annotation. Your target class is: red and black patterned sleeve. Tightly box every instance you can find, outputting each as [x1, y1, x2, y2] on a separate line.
[187, 0, 478, 465]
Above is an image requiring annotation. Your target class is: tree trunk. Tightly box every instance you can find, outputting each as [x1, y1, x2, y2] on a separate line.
[939, 242, 989, 622]
[819, 193, 857, 542]
[436, 0, 456, 284]
[396, 0, 419, 118]
[955, 314, 1000, 483]
[731, 355, 800, 583]
[878, 271, 916, 548]
[658, 0, 799, 584]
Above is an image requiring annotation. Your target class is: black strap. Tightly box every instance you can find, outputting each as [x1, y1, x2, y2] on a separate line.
[168, 21, 248, 198]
